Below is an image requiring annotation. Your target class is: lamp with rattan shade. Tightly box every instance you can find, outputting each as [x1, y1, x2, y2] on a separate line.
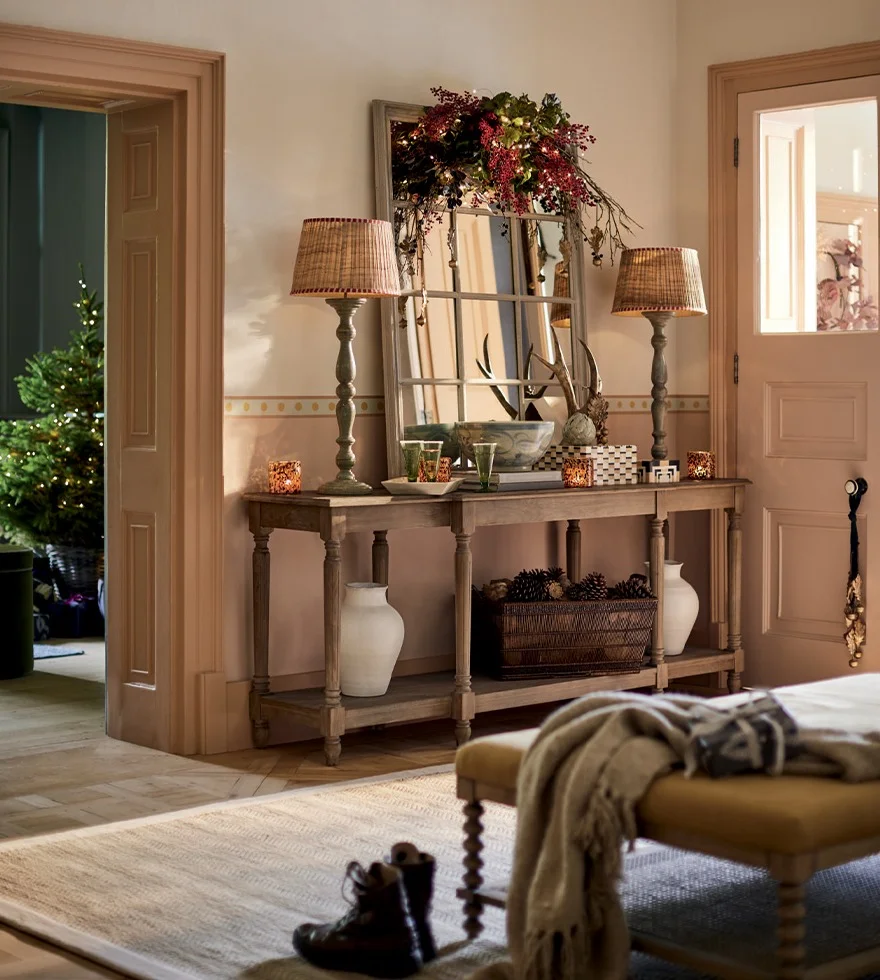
[291, 218, 400, 495]
[549, 237, 573, 328]
[611, 247, 706, 461]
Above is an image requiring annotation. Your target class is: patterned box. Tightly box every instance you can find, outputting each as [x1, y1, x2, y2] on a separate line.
[534, 444, 638, 485]
[638, 459, 681, 484]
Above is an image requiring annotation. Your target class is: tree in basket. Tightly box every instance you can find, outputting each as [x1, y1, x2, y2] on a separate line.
[0, 266, 104, 596]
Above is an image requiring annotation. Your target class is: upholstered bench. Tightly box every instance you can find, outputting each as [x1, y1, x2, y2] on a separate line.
[455, 676, 880, 980]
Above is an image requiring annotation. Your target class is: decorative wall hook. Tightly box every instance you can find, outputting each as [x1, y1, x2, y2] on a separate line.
[844, 478, 868, 668]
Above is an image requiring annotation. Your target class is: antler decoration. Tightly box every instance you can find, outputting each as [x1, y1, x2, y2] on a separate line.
[581, 342, 609, 445]
[530, 326, 579, 418]
[474, 335, 518, 420]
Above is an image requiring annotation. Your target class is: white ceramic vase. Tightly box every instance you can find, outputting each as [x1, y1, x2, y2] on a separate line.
[645, 559, 699, 657]
[340, 583, 405, 697]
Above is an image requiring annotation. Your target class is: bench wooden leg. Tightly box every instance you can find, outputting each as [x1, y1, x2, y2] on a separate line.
[462, 800, 485, 939]
[777, 881, 806, 979]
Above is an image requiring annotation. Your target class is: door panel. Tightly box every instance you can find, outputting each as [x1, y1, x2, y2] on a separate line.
[738, 78, 880, 687]
[106, 102, 175, 748]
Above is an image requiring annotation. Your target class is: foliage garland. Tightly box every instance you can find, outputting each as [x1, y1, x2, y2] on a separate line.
[392, 88, 637, 277]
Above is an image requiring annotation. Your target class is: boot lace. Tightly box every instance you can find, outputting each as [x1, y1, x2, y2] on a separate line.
[334, 861, 371, 928]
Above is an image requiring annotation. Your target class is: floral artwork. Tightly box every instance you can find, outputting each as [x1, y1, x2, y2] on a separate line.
[391, 88, 636, 277]
[816, 235, 879, 331]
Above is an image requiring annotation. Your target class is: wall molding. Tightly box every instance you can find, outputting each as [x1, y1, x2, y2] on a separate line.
[224, 394, 709, 418]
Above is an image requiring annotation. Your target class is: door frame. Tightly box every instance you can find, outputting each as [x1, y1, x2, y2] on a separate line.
[708, 40, 880, 647]
[0, 22, 225, 754]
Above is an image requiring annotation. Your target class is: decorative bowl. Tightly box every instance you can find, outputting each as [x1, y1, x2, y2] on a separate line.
[403, 423, 460, 463]
[454, 421, 555, 472]
[381, 477, 465, 496]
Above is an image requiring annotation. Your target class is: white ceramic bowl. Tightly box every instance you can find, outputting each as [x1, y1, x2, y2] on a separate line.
[454, 421, 554, 472]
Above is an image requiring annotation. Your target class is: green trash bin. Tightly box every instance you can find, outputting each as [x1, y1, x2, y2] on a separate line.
[0, 545, 33, 679]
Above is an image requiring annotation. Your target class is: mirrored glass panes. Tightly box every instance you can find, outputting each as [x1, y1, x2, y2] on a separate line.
[400, 383, 460, 428]
[394, 207, 453, 294]
[460, 300, 517, 382]
[759, 99, 879, 333]
[520, 217, 567, 297]
[454, 212, 514, 295]
[397, 297, 458, 381]
[463, 382, 521, 423]
[520, 301, 574, 377]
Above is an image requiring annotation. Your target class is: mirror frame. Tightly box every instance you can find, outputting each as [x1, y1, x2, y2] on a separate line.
[372, 99, 589, 477]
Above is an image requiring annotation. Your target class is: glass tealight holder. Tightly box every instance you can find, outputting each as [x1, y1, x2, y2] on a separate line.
[437, 456, 453, 483]
[563, 456, 594, 488]
[472, 442, 497, 492]
[267, 459, 302, 494]
[399, 440, 423, 482]
[420, 441, 443, 482]
[687, 450, 716, 481]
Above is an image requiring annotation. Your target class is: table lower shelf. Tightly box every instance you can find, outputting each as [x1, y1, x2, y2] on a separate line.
[259, 648, 740, 733]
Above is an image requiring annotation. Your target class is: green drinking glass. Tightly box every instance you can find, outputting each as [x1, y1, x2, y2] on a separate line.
[399, 440, 424, 482]
[472, 442, 497, 492]
[420, 441, 443, 482]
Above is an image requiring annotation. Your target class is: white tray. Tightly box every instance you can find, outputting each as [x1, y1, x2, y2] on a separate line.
[381, 477, 464, 496]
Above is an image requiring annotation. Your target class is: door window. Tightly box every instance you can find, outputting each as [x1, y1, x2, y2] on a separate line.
[758, 99, 879, 333]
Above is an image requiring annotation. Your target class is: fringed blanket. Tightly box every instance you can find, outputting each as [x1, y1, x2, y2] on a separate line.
[482, 680, 880, 980]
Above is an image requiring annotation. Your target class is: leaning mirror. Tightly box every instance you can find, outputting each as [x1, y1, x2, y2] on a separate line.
[373, 99, 593, 477]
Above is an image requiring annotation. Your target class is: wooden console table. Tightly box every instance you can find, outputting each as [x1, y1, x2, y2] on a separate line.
[245, 479, 746, 765]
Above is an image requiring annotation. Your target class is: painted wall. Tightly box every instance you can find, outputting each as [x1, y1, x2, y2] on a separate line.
[0, 0, 718, 746]
[674, 0, 880, 394]
[0, 103, 105, 416]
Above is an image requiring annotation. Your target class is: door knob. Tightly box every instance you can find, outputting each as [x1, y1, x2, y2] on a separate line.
[845, 478, 868, 502]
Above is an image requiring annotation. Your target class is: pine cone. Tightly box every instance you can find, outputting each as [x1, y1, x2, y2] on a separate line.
[507, 568, 553, 603]
[566, 571, 607, 602]
[546, 580, 565, 600]
[547, 567, 563, 582]
[609, 573, 655, 600]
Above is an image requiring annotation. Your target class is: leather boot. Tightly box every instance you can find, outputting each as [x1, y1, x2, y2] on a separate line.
[293, 861, 422, 978]
[388, 842, 437, 963]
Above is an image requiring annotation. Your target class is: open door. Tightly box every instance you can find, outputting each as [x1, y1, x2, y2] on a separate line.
[105, 101, 177, 748]
[737, 78, 880, 687]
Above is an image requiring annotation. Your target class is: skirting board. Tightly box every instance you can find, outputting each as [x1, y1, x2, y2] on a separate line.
[224, 654, 454, 752]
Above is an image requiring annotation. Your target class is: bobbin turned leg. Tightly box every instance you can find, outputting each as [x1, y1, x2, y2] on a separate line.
[321, 514, 346, 766]
[776, 881, 806, 979]
[462, 800, 485, 939]
[249, 522, 273, 748]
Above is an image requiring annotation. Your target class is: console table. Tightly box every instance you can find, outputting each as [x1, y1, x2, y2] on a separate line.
[245, 479, 746, 765]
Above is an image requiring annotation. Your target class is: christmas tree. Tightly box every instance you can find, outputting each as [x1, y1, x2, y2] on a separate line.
[0, 266, 104, 550]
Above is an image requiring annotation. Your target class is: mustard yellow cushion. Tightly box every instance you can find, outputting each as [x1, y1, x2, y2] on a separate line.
[455, 730, 880, 854]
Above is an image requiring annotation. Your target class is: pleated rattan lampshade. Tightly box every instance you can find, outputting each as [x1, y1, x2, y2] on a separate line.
[549, 259, 572, 328]
[611, 247, 706, 317]
[290, 217, 400, 298]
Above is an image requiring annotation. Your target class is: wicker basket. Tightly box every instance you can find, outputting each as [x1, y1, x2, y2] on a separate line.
[472, 590, 657, 680]
[46, 545, 103, 599]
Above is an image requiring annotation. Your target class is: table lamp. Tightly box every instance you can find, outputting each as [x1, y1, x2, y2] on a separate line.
[550, 238, 572, 328]
[291, 217, 400, 495]
[611, 247, 706, 460]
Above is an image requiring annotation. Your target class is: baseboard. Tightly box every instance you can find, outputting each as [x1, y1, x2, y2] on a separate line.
[223, 654, 454, 753]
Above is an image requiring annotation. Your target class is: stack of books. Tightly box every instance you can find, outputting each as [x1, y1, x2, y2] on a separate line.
[461, 469, 563, 492]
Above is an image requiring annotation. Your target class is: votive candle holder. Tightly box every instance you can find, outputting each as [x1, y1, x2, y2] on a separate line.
[268, 459, 302, 494]
[563, 456, 594, 488]
[399, 440, 423, 482]
[419, 441, 443, 482]
[472, 442, 497, 492]
[687, 450, 716, 480]
[437, 456, 453, 483]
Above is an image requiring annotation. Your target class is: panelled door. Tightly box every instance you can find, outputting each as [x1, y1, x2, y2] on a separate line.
[737, 78, 880, 687]
[105, 102, 177, 748]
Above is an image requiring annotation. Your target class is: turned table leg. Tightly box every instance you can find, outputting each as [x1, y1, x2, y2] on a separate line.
[777, 881, 806, 979]
[727, 492, 744, 693]
[321, 516, 346, 766]
[372, 530, 389, 587]
[250, 525, 273, 748]
[453, 502, 476, 746]
[462, 799, 485, 939]
[649, 514, 666, 691]
[566, 519, 582, 583]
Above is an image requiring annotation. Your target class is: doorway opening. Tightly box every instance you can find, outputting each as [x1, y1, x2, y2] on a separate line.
[0, 100, 108, 705]
[0, 23, 224, 755]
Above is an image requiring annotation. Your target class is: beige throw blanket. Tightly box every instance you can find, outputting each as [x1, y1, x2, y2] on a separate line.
[497, 679, 880, 980]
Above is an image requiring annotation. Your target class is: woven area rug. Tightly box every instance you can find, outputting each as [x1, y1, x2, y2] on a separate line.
[0, 767, 878, 980]
[33, 644, 85, 659]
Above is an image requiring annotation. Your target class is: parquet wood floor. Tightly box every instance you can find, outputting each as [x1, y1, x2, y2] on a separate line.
[0, 644, 549, 977]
